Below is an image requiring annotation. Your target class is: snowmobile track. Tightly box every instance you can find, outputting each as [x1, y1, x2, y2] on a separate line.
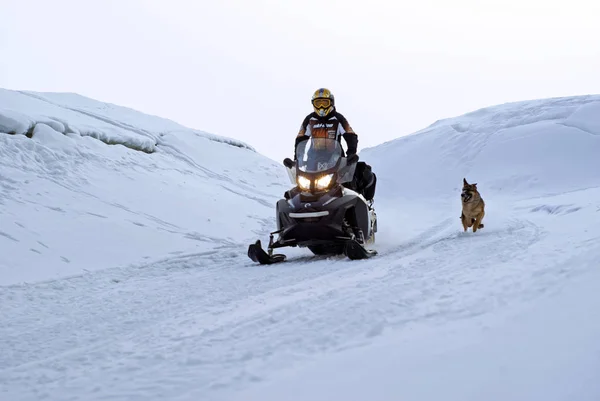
[0, 214, 545, 401]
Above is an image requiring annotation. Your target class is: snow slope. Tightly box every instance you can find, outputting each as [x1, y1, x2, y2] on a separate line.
[363, 94, 600, 202]
[2, 92, 600, 401]
[0, 89, 289, 285]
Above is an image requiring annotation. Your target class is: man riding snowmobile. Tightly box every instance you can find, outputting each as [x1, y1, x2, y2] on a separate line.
[294, 88, 377, 203]
[246, 87, 379, 264]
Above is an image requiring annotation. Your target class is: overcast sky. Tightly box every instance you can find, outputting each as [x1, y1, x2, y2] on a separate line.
[2, 0, 599, 161]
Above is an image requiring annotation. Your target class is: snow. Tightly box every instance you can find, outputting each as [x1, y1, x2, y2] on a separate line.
[0, 89, 288, 285]
[240, 257, 600, 401]
[1, 90, 600, 401]
[361, 95, 600, 203]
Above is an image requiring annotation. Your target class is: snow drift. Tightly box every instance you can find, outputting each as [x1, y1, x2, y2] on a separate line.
[0, 89, 288, 285]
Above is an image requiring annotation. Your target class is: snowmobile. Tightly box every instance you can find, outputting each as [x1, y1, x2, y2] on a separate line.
[247, 137, 377, 264]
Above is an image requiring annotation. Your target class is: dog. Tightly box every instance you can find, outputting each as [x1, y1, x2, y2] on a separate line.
[460, 178, 485, 232]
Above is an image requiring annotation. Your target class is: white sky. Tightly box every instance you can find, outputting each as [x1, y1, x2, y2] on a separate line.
[1, 0, 599, 161]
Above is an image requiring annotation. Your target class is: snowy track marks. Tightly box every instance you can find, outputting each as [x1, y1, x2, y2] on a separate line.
[0, 213, 545, 400]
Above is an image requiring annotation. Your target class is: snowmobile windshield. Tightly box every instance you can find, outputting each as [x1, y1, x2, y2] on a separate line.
[296, 137, 343, 173]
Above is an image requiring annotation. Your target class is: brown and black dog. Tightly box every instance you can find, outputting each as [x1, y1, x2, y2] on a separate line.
[460, 178, 485, 232]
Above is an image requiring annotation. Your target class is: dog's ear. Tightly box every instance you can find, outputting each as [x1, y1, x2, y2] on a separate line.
[463, 177, 468, 186]
[473, 183, 477, 187]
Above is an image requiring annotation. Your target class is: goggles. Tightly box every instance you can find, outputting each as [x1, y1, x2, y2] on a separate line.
[312, 98, 331, 108]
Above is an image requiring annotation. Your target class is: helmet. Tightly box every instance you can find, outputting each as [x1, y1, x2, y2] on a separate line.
[311, 88, 335, 117]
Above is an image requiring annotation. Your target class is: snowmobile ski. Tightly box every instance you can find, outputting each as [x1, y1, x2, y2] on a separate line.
[344, 239, 378, 260]
[248, 240, 287, 265]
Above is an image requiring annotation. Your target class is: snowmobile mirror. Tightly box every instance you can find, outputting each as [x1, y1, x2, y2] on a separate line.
[283, 158, 295, 168]
[347, 154, 359, 165]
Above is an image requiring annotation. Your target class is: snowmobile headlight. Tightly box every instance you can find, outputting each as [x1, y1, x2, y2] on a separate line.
[315, 174, 333, 190]
[297, 175, 311, 191]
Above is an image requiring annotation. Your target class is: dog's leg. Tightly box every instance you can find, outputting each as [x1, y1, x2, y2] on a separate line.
[473, 210, 485, 232]
[461, 213, 468, 232]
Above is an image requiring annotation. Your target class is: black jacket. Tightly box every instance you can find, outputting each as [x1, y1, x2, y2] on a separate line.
[294, 108, 358, 159]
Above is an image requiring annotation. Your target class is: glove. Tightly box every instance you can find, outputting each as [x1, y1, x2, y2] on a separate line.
[343, 132, 358, 156]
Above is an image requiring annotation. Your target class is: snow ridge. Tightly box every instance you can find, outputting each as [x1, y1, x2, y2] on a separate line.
[0, 89, 255, 153]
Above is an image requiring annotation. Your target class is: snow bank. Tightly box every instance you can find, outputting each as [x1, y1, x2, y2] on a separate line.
[26, 91, 254, 150]
[361, 95, 600, 202]
[0, 89, 254, 154]
[0, 89, 288, 285]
